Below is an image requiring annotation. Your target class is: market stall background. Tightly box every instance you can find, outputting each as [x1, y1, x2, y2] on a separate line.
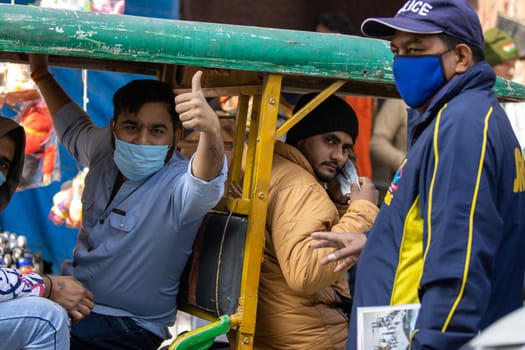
[0, 0, 180, 273]
[0, 0, 403, 274]
[1, 0, 523, 274]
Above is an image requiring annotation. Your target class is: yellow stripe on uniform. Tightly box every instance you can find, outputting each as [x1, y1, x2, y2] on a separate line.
[442, 106, 493, 331]
[424, 104, 447, 260]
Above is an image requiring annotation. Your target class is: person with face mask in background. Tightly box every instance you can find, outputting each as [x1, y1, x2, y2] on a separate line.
[28, 54, 227, 350]
[311, 1, 525, 349]
[250, 93, 379, 350]
[0, 115, 94, 350]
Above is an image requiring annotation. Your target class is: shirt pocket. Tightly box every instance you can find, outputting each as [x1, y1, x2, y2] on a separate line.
[103, 212, 138, 253]
[108, 211, 137, 233]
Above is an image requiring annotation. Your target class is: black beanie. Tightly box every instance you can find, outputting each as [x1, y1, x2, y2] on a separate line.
[285, 93, 358, 145]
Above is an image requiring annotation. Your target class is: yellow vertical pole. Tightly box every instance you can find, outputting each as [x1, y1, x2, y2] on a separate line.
[229, 95, 250, 196]
[233, 74, 282, 350]
[242, 96, 261, 200]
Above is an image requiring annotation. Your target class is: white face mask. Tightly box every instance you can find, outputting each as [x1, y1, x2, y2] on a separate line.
[113, 138, 170, 181]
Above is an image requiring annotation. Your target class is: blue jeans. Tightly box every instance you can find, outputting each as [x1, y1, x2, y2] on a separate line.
[70, 312, 162, 350]
[0, 296, 70, 350]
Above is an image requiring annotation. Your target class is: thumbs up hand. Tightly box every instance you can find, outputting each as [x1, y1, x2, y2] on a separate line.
[175, 70, 225, 180]
[175, 71, 220, 135]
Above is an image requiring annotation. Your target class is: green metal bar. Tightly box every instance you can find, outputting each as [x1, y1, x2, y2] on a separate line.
[493, 77, 525, 101]
[0, 5, 523, 100]
[0, 4, 391, 82]
[168, 315, 231, 350]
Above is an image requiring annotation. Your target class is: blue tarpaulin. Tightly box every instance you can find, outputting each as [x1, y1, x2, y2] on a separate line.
[0, 0, 180, 273]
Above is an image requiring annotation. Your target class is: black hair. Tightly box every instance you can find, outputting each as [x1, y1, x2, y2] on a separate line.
[316, 12, 356, 35]
[439, 34, 485, 63]
[112, 79, 179, 127]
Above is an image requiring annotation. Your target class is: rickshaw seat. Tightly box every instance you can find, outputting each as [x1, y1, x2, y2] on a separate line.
[171, 211, 247, 349]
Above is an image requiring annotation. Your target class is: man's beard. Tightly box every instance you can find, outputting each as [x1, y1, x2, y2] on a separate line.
[313, 166, 337, 183]
[297, 142, 338, 183]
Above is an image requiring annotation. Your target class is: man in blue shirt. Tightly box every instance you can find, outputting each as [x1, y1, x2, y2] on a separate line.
[29, 54, 228, 350]
[312, 0, 525, 349]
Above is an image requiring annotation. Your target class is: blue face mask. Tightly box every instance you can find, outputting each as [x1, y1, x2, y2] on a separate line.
[393, 52, 448, 108]
[0, 172, 6, 187]
[113, 138, 171, 181]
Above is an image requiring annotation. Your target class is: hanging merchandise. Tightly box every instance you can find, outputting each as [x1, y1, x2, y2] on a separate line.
[49, 167, 88, 229]
[16, 100, 61, 190]
[38, 0, 125, 13]
[38, 0, 91, 11]
[0, 63, 61, 190]
[91, 0, 125, 13]
[1, 62, 34, 94]
[0, 62, 40, 109]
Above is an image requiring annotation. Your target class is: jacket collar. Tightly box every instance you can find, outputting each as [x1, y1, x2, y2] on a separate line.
[407, 61, 496, 145]
[274, 141, 321, 183]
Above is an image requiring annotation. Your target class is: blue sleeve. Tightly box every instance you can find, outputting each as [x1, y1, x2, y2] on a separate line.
[54, 102, 110, 166]
[177, 153, 228, 223]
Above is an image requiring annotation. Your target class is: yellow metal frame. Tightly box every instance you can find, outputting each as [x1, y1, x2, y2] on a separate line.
[170, 73, 345, 349]
[231, 74, 281, 348]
